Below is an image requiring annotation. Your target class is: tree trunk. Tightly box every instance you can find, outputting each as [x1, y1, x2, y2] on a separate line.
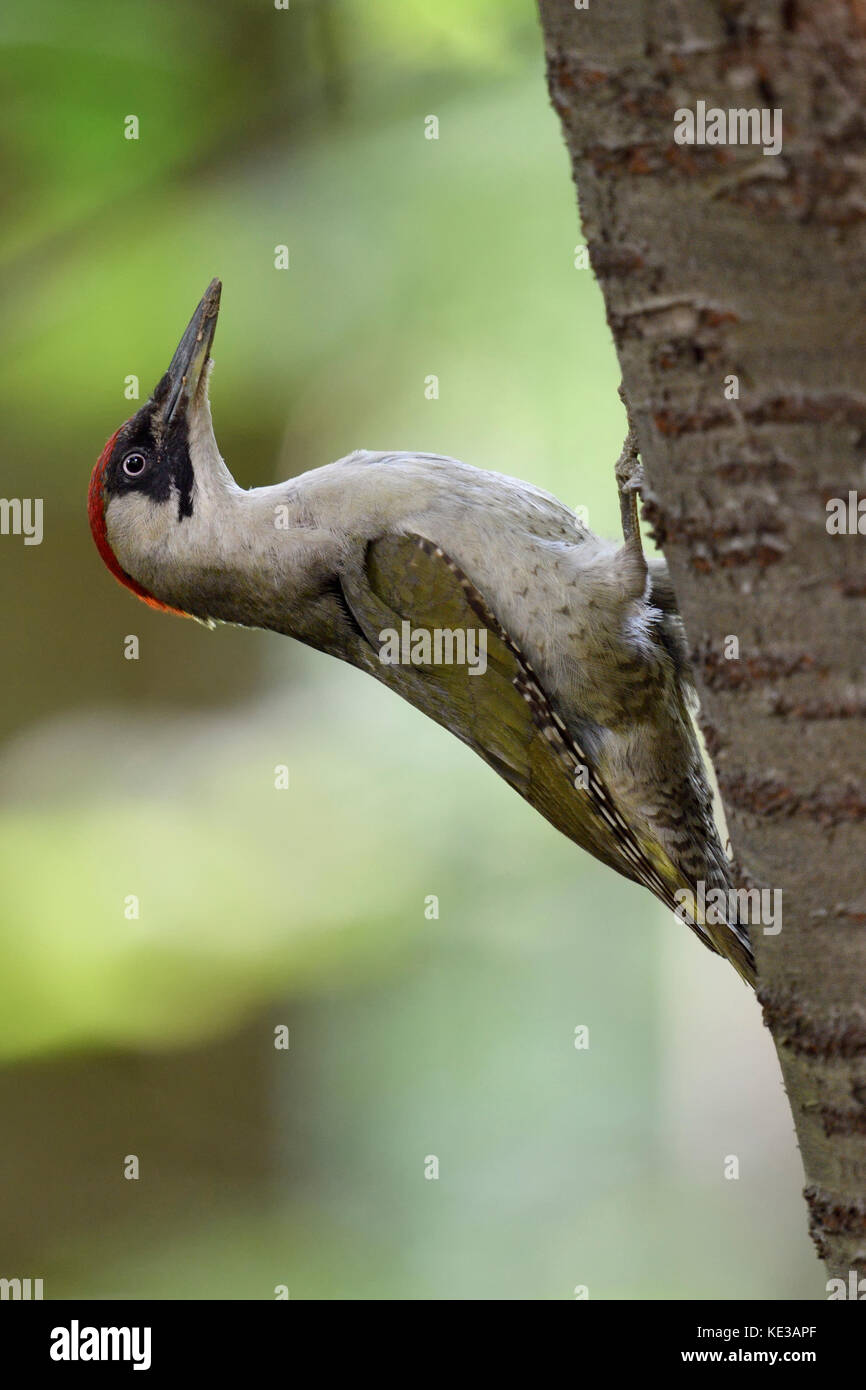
[536, 0, 866, 1282]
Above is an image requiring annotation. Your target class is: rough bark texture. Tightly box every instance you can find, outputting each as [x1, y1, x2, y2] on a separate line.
[537, 0, 866, 1281]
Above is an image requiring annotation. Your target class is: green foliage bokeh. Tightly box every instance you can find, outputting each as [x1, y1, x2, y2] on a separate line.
[0, 0, 818, 1299]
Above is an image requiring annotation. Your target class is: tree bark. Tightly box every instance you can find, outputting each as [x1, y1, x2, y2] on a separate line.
[537, 0, 866, 1283]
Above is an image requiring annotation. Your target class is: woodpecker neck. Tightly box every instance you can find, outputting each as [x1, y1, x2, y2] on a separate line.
[102, 449, 246, 623]
[95, 434, 340, 637]
[91, 384, 267, 625]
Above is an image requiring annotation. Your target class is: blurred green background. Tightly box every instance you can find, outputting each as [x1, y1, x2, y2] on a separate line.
[0, 0, 818, 1298]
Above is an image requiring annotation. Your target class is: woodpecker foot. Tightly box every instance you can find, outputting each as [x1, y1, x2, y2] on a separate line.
[615, 428, 644, 545]
[615, 432, 643, 494]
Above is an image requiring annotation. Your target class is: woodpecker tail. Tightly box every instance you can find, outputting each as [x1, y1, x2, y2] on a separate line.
[706, 909, 756, 989]
[673, 877, 757, 989]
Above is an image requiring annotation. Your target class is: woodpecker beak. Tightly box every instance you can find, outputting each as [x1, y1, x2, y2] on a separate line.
[158, 278, 221, 426]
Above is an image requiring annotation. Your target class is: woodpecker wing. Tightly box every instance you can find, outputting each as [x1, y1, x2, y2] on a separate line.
[342, 532, 695, 912]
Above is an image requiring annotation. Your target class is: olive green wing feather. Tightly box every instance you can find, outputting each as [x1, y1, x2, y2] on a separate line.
[341, 532, 688, 908]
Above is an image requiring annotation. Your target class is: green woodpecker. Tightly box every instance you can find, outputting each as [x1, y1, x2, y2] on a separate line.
[89, 281, 755, 987]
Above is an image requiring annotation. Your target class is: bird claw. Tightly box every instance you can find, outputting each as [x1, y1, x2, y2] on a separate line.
[615, 423, 645, 548]
[614, 429, 642, 494]
[619, 459, 645, 497]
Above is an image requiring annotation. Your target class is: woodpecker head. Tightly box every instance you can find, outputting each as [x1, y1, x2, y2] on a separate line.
[89, 278, 227, 616]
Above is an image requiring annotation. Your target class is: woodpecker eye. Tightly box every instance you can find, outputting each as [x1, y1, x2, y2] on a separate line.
[122, 451, 149, 478]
